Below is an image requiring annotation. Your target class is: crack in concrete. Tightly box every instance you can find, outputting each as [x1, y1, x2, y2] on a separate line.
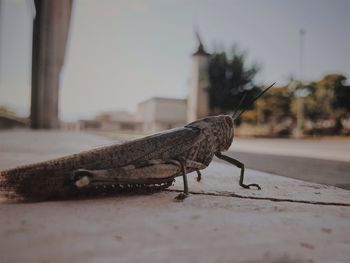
[166, 189, 350, 207]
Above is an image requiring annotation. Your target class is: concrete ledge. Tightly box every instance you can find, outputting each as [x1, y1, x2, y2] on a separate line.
[171, 162, 350, 206]
[0, 131, 349, 262]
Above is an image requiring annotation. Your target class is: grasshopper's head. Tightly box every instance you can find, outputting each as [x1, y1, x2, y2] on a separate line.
[217, 115, 235, 151]
[185, 84, 276, 154]
[186, 115, 234, 152]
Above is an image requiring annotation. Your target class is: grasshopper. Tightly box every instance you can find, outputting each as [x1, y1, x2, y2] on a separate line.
[0, 84, 274, 201]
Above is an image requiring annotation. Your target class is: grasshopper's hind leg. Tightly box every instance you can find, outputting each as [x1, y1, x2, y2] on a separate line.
[71, 161, 179, 191]
[215, 153, 261, 190]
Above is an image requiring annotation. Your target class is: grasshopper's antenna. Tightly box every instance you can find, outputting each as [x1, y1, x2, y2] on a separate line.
[232, 93, 247, 119]
[234, 82, 276, 120]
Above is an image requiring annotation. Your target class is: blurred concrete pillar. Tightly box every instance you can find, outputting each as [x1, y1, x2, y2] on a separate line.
[187, 32, 210, 123]
[31, 0, 73, 129]
[0, 0, 3, 86]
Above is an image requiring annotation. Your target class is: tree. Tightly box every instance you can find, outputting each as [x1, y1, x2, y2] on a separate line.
[207, 46, 261, 119]
[258, 86, 293, 122]
[301, 74, 349, 134]
[331, 75, 350, 111]
[331, 74, 350, 132]
[253, 85, 294, 135]
[303, 80, 332, 123]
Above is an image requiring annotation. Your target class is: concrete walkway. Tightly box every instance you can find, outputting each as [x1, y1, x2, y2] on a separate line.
[1, 131, 350, 263]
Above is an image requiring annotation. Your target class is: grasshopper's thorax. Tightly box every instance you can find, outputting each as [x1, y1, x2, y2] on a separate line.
[186, 115, 234, 152]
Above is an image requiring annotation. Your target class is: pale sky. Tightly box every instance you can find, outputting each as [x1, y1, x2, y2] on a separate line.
[0, 0, 349, 120]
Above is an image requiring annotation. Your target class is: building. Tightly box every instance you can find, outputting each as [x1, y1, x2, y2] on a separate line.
[97, 111, 142, 132]
[138, 97, 187, 133]
[76, 33, 209, 134]
[136, 33, 212, 133]
[187, 33, 211, 122]
[78, 110, 142, 133]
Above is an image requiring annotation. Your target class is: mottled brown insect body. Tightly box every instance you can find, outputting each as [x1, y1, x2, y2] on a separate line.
[1, 80, 278, 201]
[1, 115, 250, 200]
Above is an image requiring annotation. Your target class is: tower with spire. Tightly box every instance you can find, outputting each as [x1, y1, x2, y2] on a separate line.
[187, 31, 210, 122]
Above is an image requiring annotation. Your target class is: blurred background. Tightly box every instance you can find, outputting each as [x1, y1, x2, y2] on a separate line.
[0, 0, 349, 187]
[0, 0, 349, 136]
[1, 3, 350, 261]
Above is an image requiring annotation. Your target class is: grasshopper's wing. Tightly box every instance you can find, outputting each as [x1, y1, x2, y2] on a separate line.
[0, 127, 205, 199]
[65, 126, 206, 170]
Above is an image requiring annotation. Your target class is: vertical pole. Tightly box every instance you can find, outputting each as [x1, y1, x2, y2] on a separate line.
[295, 29, 306, 138]
[30, 0, 73, 129]
[31, 0, 40, 128]
[0, 0, 3, 89]
[299, 29, 305, 80]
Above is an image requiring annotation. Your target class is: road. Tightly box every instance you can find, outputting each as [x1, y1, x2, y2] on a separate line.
[226, 138, 350, 190]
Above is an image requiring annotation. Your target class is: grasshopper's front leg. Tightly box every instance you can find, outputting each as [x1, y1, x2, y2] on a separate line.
[215, 152, 261, 190]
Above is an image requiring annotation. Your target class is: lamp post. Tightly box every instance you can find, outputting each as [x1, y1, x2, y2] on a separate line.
[295, 29, 306, 138]
[299, 29, 305, 80]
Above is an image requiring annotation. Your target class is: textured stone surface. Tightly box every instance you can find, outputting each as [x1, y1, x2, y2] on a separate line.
[172, 162, 350, 205]
[0, 131, 349, 263]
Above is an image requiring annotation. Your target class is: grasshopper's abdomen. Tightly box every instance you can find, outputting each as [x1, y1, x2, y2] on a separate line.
[0, 162, 176, 200]
[0, 127, 201, 200]
[0, 116, 234, 200]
